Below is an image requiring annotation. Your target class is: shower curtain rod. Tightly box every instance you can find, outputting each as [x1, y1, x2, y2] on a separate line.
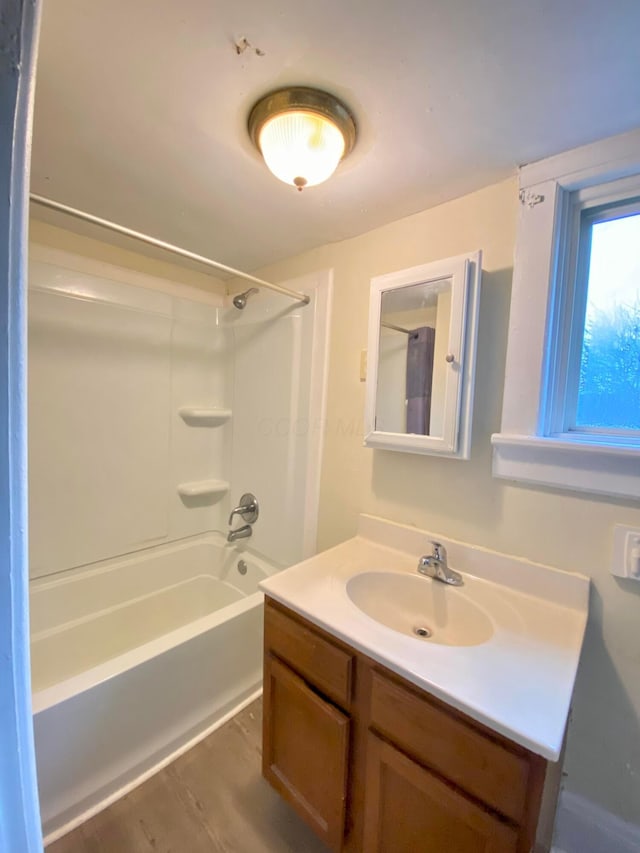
[381, 320, 417, 336]
[29, 194, 311, 306]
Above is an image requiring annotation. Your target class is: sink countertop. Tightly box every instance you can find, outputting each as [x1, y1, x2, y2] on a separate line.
[259, 515, 589, 762]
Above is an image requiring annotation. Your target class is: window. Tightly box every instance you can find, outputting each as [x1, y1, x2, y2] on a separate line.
[546, 185, 640, 440]
[492, 129, 640, 500]
[575, 204, 640, 433]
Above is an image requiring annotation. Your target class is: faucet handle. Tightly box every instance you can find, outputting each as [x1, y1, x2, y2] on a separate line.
[228, 492, 259, 526]
[430, 540, 447, 562]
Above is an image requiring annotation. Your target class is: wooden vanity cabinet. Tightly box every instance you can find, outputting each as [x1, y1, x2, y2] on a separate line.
[262, 598, 558, 853]
[363, 734, 519, 852]
[263, 654, 350, 850]
[262, 601, 355, 850]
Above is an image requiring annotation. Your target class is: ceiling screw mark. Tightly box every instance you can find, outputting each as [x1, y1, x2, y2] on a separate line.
[234, 36, 265, 57]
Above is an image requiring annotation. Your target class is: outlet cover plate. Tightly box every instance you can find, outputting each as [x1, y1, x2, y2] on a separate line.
[612, 524, 640, 579]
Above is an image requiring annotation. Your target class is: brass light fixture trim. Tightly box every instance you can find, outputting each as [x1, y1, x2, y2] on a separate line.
[248, 86, 357, 189]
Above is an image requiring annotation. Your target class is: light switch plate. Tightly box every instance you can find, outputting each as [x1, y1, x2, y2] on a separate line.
[359, 349, 367, 382]
[612, 524, 640, 579]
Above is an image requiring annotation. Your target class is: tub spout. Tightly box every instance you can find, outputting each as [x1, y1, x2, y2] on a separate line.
[227, 524, 252, 543]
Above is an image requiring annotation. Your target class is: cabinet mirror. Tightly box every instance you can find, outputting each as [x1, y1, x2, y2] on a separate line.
[364, 251, 481, 458]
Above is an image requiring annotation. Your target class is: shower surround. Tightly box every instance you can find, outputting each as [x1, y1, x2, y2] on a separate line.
[28, 243, 330, 842]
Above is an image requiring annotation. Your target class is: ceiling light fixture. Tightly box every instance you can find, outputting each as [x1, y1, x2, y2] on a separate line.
[248, 86, 357, 191]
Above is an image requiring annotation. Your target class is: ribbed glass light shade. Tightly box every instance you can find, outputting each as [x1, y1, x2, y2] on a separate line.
[258, 110, 346, 190]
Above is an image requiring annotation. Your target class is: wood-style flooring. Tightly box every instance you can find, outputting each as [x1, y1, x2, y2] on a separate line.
[48, 699, 328, 853]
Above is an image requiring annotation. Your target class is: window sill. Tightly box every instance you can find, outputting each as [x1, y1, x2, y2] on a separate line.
[491, 433, 640, 500]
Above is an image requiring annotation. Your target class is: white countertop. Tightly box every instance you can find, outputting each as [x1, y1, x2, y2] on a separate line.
[260, 515, 589, 762]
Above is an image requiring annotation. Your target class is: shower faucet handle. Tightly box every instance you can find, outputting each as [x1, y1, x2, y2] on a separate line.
[228, 492, 259, 526]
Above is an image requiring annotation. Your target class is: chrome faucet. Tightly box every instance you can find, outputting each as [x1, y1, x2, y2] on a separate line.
[227, 493, 259, 543]
[417, 541, 463, 586]
[228, 492, 259, 526]
[227, 524, 252, 543]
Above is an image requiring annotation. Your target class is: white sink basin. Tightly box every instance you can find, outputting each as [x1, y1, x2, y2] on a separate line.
[346, 571, 494, 646]
[261, 520, 590, 759]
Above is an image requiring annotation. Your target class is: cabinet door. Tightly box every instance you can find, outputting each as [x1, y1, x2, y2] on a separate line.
[363, 734, 518, 853]
[263, 654, 350, 851]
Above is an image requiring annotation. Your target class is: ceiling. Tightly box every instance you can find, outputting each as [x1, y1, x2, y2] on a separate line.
[31, 0, 640, 274]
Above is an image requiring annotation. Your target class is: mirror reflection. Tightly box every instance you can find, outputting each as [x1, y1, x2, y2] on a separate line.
[375, 278, 452, 437]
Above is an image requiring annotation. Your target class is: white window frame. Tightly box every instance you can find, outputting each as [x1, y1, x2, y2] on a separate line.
[492, 128, 640, 500]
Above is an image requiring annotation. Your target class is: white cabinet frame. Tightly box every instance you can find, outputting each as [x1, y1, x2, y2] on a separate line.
[364, 251, 482, 458]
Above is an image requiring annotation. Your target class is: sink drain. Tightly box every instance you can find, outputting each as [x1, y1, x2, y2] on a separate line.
[413, 626, 432, 639]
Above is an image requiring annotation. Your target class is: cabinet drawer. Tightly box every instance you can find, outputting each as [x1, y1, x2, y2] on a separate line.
[369, 671, 531, 823]
[264, 600, 353, 708]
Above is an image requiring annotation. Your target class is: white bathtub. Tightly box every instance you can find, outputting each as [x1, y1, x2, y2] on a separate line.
[31, 534, 271, 843]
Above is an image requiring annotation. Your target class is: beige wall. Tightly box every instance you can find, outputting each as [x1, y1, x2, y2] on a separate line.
[29, 218, 226, 295]
[248, 177, 640, 826]
[31, 183, 640, 826]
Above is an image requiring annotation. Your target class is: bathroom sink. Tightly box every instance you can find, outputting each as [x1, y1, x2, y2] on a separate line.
[346, 571, 494, 646]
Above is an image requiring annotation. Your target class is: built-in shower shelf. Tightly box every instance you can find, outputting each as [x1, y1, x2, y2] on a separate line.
[178, 407, 232, 425]
[177, 479, 230, 498]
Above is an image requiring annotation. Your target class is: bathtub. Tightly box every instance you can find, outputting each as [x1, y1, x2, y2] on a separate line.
[31, 534, 272, 843]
